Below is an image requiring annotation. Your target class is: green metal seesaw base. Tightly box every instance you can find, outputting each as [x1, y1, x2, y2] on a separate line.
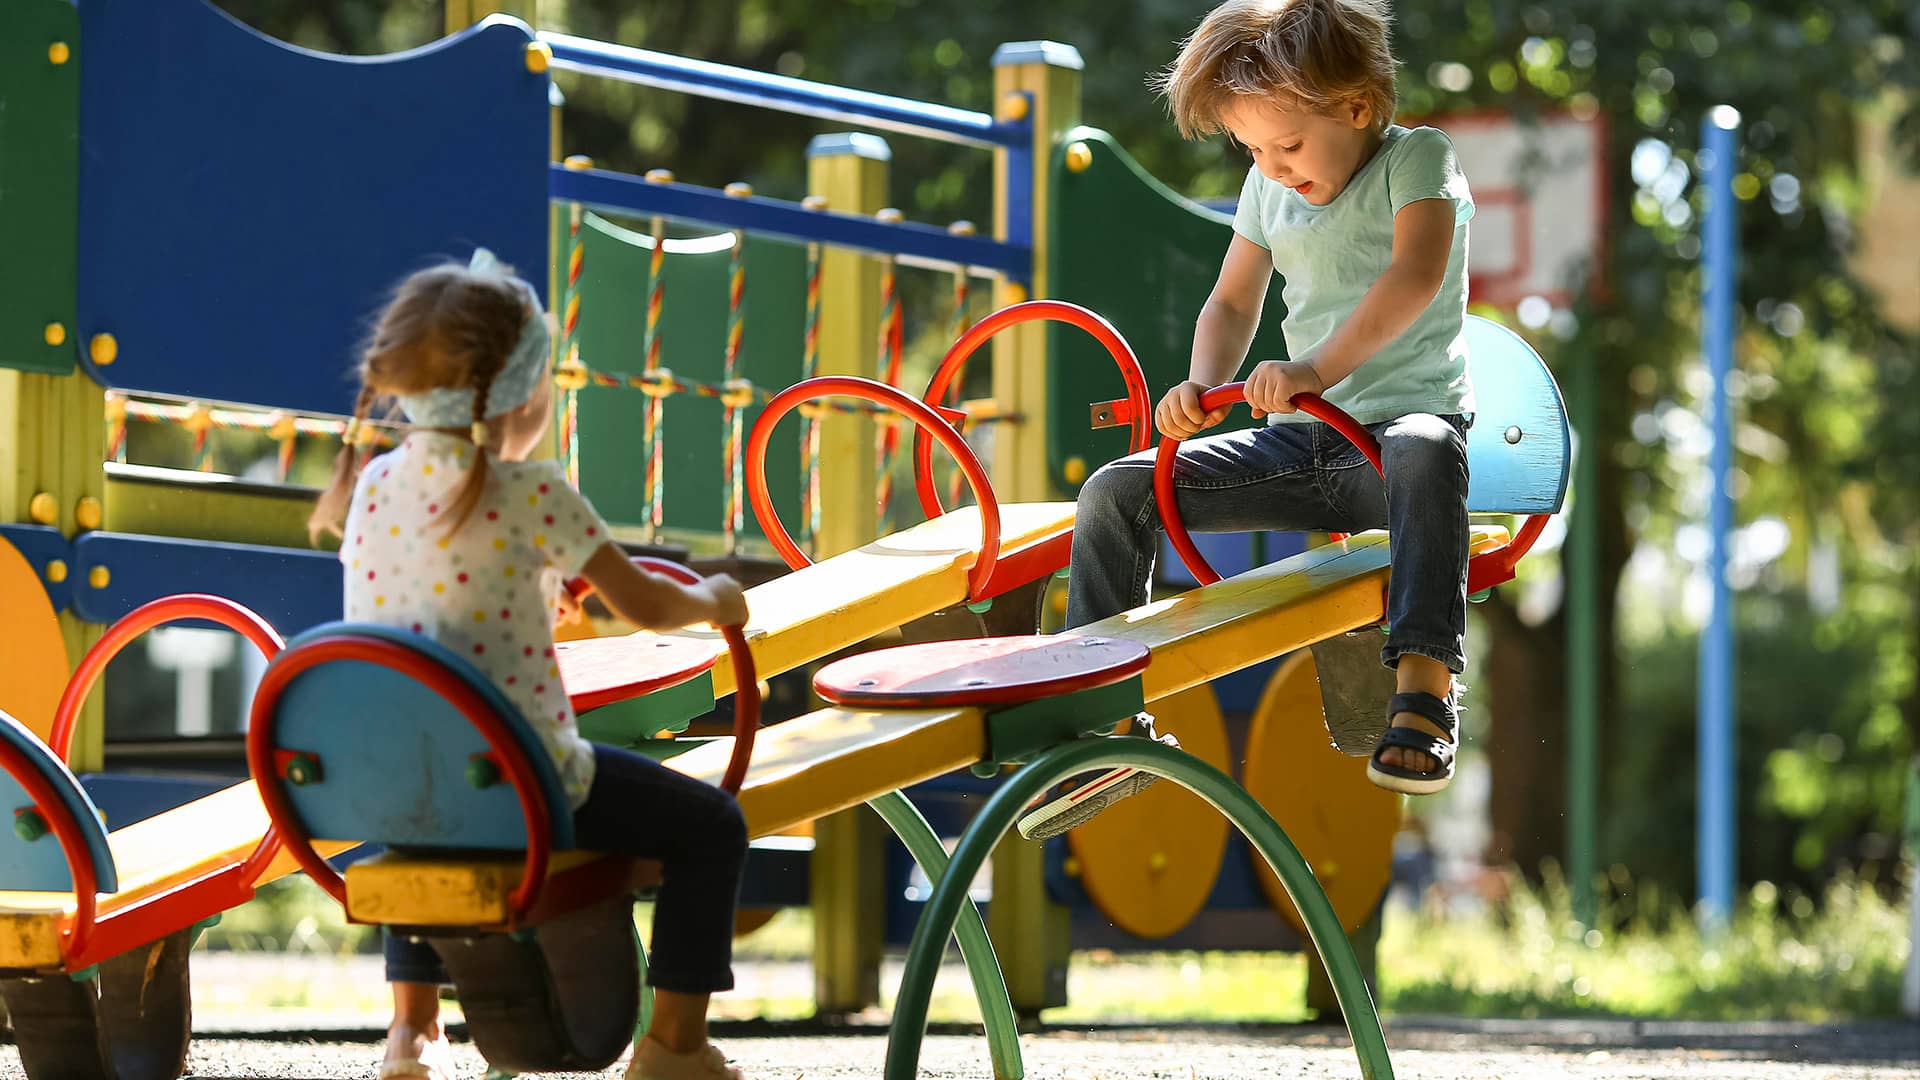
[883, 736, 1393, 1080]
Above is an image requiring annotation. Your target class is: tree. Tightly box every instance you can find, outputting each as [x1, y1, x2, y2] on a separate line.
[212, 0, 1919, 897]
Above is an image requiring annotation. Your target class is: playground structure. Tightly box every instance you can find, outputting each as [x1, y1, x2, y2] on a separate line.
[0, 3, 1571, 1079]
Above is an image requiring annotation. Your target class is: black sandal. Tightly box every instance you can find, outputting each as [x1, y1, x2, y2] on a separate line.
[1366, 689, 1458, 795]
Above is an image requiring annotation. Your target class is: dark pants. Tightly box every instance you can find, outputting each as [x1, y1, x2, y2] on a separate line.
[384, 742, 747, 994]
[1066, 413, 1472, 673]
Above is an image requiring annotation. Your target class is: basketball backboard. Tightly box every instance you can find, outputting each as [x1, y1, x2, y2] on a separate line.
[1428, 110, 1608, 309]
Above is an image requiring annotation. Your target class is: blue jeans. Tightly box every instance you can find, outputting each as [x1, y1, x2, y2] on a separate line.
[1065, 413, 1471, 673]
[384, 742, 747, 994]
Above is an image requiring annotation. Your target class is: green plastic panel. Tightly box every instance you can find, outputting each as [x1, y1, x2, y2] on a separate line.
[0, 0, 79, 375]
[1045, 127, 1290, 496]
[572, 214, 803, 544]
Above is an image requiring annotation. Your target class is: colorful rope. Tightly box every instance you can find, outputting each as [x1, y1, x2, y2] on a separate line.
[561, 193, 587, 487]
[642, 213, 668, 539]
[720, 192, 750, 553]
[800, 233, 824, 552]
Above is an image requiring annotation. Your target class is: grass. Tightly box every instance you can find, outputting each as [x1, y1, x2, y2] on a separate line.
[191, 871, 1910, 1024]
[1377, 870, 1910, 1022]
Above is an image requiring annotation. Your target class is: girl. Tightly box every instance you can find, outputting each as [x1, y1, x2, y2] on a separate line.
[311, 252, 754, 1080]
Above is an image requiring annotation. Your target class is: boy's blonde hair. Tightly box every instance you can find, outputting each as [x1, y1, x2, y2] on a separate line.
[1153, 0, 1398, 139]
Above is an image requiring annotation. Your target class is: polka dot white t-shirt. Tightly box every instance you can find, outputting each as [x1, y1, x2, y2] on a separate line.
[340, 433, 611, 807]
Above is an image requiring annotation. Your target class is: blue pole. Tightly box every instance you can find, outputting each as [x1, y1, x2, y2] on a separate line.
[1698, 105, 1740, 927]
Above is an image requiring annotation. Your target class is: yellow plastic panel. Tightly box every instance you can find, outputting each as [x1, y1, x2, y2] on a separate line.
[1064, 684, 1231, 939]
[345, 849, 604, 927]
[0, 534, 70, 742]
[665, 706, 988, 837]
[563, 502, 1074, 704]
[1089, 527, 1508, 703]
[1244, 651, 1400, 933]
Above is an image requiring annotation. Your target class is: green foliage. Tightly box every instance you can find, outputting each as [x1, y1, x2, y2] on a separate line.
[1608, 586, 1912, 892]
[200, 0, 1919, 897]
[1384, 869, 1909, 1021]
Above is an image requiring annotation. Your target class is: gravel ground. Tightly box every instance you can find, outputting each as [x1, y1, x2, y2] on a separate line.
[5, 1019, 1914, 1079]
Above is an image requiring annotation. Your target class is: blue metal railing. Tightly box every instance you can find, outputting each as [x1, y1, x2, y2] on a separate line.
[542, 32, 1034, 280]
[549, 165, 1028, 277]
[540, 32, 1028, 151]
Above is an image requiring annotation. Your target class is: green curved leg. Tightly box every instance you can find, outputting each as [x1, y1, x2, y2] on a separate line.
[867, 790, 1024, 1080]
[884, 739, 1392, 1080]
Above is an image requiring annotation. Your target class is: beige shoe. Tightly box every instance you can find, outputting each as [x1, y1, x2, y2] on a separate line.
[624, 1036, 744, 1080]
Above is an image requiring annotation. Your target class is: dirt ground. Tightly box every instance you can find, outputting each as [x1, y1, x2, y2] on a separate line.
[12, 1018, 1914, 1079]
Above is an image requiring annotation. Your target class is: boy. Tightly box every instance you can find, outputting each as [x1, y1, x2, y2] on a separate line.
[1020, 0, 1475, 840]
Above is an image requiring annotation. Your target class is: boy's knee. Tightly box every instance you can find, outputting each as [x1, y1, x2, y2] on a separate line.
[1382, 415, 1467, 477]
[1079, 459, 1152, 513]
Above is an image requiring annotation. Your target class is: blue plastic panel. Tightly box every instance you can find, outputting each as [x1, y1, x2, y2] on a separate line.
[0, 710, 118, 895]
[76, 1, 548, 414]
[72, 532, 340, 634]
[265, 624, 574, 851]
[1460, 316, 1571, 514]
[0, 525, 73, 613]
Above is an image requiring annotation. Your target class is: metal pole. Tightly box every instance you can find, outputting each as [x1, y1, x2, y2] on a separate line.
[1567, 343, 1599, 927]
[1697, 105, 1740, 927]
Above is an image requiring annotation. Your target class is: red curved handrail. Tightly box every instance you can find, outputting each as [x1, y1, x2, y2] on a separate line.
[569, 557, 761, 794]
[1154, 384, 1383, 586]
[49, 593, 289, 887]
[0, 726, 101, 961]
[913, 300, 1154, 519]
[747, 375, 1003, 600]
[51, 594, 284, 763]
[1155, 383, 1553, 590]
[246, 635, 556, 921]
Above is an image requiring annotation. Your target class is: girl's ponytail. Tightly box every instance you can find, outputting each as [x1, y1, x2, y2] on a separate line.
[308, 384, 376, 543]
[440, 356, 503, 536]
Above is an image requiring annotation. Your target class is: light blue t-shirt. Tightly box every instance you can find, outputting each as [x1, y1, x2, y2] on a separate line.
[1232, 124, 1476, 425]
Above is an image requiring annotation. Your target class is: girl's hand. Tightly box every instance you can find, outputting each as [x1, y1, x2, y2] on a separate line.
[555, 587, 587, 628]
[1155, 381, 1232, 440]
[1243, 360, 1327, 418]
[699, 574, 749, 627]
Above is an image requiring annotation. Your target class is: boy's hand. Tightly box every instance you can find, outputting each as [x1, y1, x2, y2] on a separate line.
[699, 574, 749, 627]
[1155, 381, 1232, 440]
[1243, 360, 1327, 419]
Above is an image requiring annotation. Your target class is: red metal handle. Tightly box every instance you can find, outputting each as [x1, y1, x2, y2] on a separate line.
[1154, 384, 1382, 586]
[49, 594, 289, 888]
[747, 375, 1003, 601]
[913, 300, 1153, 518]
[246, 635, 557, 922]
[51, 594, 284, 764]
[569, 557, 761, 795]
[0, 711, 101, 962]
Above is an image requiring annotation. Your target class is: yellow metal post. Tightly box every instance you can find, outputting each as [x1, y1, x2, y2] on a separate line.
[987, 40, 1083, 1015]
[989, 42, 1082, 506]
[445, 0, 540, 34]
[803, 133, 890, 1014]
[803, 134, 887, 560]
[1, 369, 105, 766]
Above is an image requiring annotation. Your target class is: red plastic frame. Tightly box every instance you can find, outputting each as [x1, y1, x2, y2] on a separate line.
[0, 740, 102, 959]
[747, 375, 1003, 600]
[1154, 382, 1552, 591]
[912, 300, 1154, 518]
[1154, 384, 1382, 586]
[246, 635, 557, 921]
[569, 557, 761, 794]
[51, 594, 284, 763]
[45, 593, 290, 914]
